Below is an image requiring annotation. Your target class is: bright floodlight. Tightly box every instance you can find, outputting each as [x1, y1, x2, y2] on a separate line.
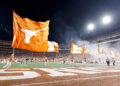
[102, 16, 111, 24]
[87, 23, 95, 31]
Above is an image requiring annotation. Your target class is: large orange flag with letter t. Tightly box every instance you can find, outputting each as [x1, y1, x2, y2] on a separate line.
[47, 41, 59, 53]
[83, 44, 90, 55]
[98, 44, 106, 54]
[12, 11, 49, 52]
[70, 43, 83, 54]
[109, 49, 117, 59]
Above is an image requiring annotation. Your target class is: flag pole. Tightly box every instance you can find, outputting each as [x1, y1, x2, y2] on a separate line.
[13, 47, 15, 58]
[83, 40, 85, 63]
[32, 52, 33, 58]
[44, 52, 46, 58]
[53, 53, 55, 62]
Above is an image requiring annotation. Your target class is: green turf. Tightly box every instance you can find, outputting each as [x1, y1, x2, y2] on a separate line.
[0, 62, 109, 68]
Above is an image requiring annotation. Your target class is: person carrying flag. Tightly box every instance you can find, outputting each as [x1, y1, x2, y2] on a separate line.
[3, 54, 14, 69]
[44, 57, 49, 66]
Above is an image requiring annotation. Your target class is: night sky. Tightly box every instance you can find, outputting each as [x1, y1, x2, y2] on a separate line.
[0, 0, 120, 44]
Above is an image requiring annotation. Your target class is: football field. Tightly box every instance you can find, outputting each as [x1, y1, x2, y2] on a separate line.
[0, 63, 120, 86]
[0, 62, 107, 68]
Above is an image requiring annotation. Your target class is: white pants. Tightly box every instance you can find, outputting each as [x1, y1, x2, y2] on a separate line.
[69, 61, 74, 65]
[3, 62, 11, 69]
[44, 62, 49, 66]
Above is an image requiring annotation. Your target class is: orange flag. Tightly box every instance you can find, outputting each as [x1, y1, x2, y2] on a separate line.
[70, 43, 83, 54]
[47, 41, 59, 53]
[12, 11, 49, 52]
[98, 44, 106, 54]
[109, 49, 117, 59]
[83, 44, 90, 55]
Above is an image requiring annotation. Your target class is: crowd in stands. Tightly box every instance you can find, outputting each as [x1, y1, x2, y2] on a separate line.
[0, 49, 119, 65]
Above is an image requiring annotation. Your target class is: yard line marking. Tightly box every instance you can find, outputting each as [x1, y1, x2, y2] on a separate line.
[12, 74, 120, 86]
[79, 67, 104, 70]
[7, 69, 30, 70]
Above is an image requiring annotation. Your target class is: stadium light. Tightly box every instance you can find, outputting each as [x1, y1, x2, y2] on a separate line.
[102, 15, 111, 24]
[87, 23, 95, 31]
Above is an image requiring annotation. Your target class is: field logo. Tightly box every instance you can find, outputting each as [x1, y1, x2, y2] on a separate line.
[0, 69, 40, 80]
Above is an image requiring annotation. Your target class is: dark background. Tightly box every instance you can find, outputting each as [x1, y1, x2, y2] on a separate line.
[0, 0, 120, 44]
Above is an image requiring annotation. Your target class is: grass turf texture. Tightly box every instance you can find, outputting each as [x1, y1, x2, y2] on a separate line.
[0, 62, 109, 68]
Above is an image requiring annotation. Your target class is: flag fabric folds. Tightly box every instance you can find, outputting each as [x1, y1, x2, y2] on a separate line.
[12, 11, 50, 52]
[47, 41, 59, 53]
[109, 49, 117, 59]
[70, 43, 83, 54]
[98, 44, 106, 54]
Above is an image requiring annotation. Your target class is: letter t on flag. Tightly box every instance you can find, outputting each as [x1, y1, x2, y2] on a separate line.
[12, 11, 50, 52]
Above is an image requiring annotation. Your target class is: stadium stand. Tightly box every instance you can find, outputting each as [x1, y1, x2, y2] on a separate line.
[0, 40, 93, 63]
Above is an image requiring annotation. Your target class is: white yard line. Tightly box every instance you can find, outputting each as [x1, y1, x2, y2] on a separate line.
[12, 74, 120, 86]
[7, 69, 30, 70]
